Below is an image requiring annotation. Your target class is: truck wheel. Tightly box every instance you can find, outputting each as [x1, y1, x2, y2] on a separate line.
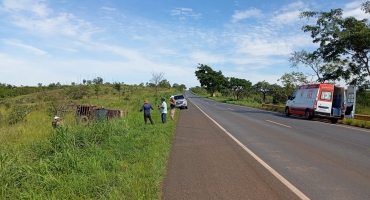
[305, 109, 312, 120]
[78, 116, 89, 125]
[330, 118, 338, 124]
[285, 107, 291, 116]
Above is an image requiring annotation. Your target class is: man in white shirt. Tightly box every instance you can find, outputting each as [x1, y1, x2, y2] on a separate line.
[158, 98, 167, 123]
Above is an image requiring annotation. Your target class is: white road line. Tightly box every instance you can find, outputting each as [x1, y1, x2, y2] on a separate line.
[330, 123, 370, 133]
[188, 98, 310, 200]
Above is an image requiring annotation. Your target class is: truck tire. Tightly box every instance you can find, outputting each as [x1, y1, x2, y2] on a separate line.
[78, 116, 89, 125]
[330, 118, 338, 124]
[285, 107, 291, 116]
[305, 109, 313, 120]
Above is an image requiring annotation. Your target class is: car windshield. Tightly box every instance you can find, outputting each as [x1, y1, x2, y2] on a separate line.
[174, 95, 184, 100]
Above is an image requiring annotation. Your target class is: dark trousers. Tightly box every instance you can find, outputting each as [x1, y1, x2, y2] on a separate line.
[161, 113, 167, 123]
[144, 113, 154, 124]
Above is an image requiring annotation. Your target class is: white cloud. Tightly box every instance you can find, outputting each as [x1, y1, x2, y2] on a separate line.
[269, 10, 303, 26]
[170, 7, 202, 19]
[12, 13, 95, 37]
[343, 1, 370, 19]
[2, 39, 47, 55]
[280, 1, 307, 12]
[231, 8, 262, 23]
[344, 1, 362, 9]
[1, 0, 100, 41]
[235, 35, 292, 56]
[2, 0, 51, 17]
[190, 51, 226, 64]
[101, 6, 116, 11]
[269, 1, 309, 26]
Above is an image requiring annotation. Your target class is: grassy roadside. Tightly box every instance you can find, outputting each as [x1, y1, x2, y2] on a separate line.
[190, 91, 370, 129]
[0, 86, 180, 199]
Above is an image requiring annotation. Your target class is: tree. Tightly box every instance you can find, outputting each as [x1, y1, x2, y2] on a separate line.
[159, 79, 171, 89]
[362, 1, 370, 14]
[172, 83, 187, 92]
[300, 6, 370, 87]
[113, 82, 122, 99]
[93, 78, 103, 99]
[254, 81, 271, 103]
[278, 72, 308, 88]
[269, 84, 287, 104]
[178, 84, 187, 91]
[289, 50, 325, 82]
[94, 84, 101, 99]
[150, 72, 165, 94]
[194, 63, 227, 96]
[93, 77, 103, 84]
[228, 77, 252, 100]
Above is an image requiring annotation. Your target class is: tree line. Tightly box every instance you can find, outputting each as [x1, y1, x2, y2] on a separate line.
[0, 73, 187, 100]
[194, 63, 292, 104]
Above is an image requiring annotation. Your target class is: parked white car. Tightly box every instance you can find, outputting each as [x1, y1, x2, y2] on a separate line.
[173, 94, 188, 109]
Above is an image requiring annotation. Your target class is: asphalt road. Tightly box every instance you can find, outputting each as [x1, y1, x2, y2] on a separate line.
[162, 91, 370, 200]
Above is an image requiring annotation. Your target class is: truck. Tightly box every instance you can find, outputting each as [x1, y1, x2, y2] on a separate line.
[285, 83, 356, 124]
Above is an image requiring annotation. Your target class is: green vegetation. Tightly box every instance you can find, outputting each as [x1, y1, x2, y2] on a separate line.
[0, 82, 184, 199]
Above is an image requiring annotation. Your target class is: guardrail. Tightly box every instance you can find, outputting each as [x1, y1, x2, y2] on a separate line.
[353, 114, 370, 121]
[261, 103, 284, 109]
[261, 103, 370, 121]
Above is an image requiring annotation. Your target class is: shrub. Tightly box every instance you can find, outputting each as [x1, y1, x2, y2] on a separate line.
[7, 105, 36, 125]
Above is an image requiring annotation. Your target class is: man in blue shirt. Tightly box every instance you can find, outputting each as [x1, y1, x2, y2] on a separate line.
[158, 98, 167, 123]
[140, 100, 154, 125]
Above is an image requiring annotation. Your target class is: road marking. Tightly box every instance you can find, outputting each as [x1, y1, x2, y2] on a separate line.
[189, 98, 309, 200]
[228, 108, 234, 110]
[329, 124, 370, 133]
[266, 120, 291, 128]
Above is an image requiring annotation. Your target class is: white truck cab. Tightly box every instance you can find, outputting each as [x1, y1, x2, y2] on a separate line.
[285, 83, 356, 124]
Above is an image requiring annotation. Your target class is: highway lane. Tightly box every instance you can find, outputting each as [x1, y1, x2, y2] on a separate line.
[186, 91, 370, 200]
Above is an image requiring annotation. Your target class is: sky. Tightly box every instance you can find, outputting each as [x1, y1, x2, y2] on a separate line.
[0, 0, 369, 88]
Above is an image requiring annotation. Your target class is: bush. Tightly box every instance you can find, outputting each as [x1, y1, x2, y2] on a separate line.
[7, 105, 35, 125]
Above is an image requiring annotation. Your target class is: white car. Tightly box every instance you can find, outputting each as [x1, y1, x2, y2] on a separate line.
[173, 94, 188, 109]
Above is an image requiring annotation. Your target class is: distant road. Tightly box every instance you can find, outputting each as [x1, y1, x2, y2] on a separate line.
[163, 91, 370, 200]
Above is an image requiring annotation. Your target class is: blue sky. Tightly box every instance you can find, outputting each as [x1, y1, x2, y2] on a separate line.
[0, 0, 369, 88]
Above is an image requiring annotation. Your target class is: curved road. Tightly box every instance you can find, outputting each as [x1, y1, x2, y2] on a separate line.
[162, 91, 370, 200]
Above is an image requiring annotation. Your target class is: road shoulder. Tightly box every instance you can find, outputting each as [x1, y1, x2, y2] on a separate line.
[161, 99, 299, 200]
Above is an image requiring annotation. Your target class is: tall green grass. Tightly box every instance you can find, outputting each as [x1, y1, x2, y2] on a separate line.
[0, 86, 180, 199]
[1, 117, 176, 199]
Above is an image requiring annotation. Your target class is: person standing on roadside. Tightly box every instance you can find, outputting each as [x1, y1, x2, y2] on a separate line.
[158, 97, 167, 123]
[170, 96, 176, 120]
[140, 100, 154, 125]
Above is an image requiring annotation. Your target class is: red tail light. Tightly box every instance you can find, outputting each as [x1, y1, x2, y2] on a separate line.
[314, 100, 317, 110]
